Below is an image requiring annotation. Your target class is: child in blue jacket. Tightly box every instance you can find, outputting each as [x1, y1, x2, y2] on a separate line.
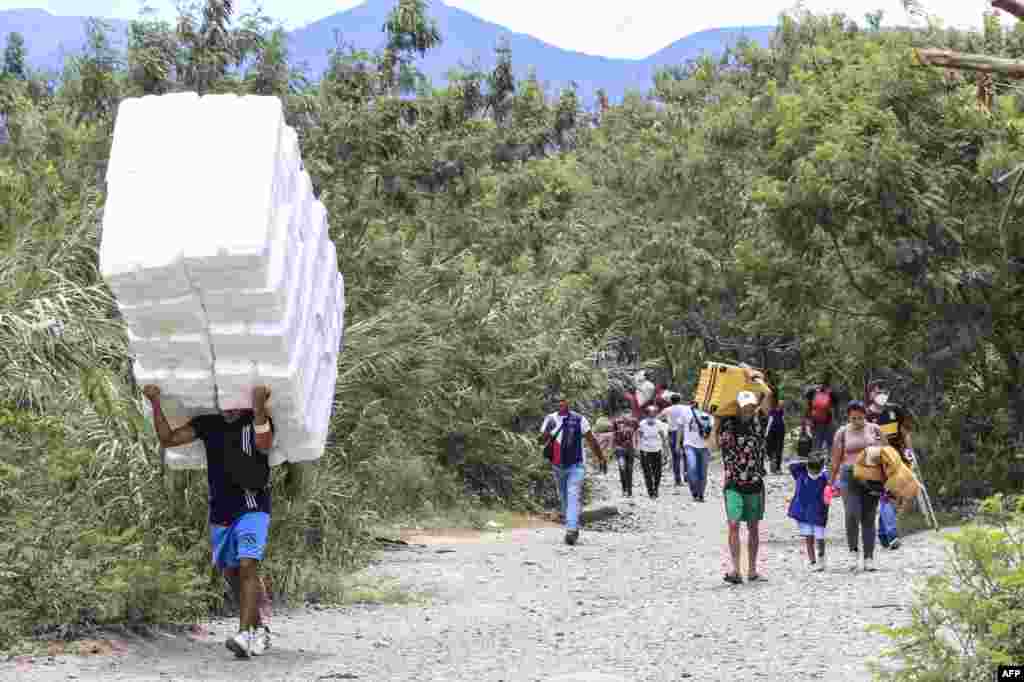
[788, 449, 831, 572]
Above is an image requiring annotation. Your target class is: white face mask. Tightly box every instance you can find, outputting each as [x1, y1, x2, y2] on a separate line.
[874, 393, 889, 407]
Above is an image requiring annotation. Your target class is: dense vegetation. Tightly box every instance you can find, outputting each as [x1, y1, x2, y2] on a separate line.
[1, 0, 1023, 674]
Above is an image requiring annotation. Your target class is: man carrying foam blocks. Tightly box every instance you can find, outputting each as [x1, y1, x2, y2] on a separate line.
[143, 383, 275, 660]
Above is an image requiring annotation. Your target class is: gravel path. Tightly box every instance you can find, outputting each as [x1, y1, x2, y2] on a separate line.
[3, 457, 952, 682]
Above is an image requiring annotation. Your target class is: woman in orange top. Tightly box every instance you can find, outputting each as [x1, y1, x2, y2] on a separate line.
[829, 400, 884, 572]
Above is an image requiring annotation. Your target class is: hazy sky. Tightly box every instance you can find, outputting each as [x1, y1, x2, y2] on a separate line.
[1, 0, 1008, 58]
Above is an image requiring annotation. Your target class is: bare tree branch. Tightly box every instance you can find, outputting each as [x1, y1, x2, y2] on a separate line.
[913, 48, 1024, 79]
[993, 0, 1024, 21]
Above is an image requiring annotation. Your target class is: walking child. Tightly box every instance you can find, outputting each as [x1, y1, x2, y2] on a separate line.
[787, 449, 831, 572]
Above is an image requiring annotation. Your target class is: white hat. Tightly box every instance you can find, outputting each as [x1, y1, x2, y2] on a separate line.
[737, 391, 759, 408]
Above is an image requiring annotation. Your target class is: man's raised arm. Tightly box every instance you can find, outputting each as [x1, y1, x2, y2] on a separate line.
[253, 385, 273, 451]
[143, 385, 198, 448]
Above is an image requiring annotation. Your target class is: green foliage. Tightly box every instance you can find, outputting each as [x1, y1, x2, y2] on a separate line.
[2, 31, 26, 80]
[0, 0, 607, 647]
[870, 495, 1024, 681]
[4, 0, 1024, 653]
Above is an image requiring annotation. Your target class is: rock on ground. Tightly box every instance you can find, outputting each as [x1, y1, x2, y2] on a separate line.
[1, 457, 952, 682]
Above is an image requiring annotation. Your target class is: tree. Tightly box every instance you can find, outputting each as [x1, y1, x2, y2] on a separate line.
[126, 12, 179, 96]
[380, 0, 442, 94]
[175, 0, 266, 94]
[2, 32, 27, 80]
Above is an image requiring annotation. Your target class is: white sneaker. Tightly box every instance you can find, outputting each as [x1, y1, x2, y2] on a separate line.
[249, 628, 268, 656]
[816, 555, 827, 572]
[226, 630, 252, 659]
[863, 557, 877, 572]
[807, 560, 817, 572]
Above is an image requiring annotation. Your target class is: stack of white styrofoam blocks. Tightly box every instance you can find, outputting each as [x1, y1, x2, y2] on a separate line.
[101, 93, 345, 469]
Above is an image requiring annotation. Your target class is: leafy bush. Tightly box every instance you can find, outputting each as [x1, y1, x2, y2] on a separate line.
[871, 495, 1024, 681]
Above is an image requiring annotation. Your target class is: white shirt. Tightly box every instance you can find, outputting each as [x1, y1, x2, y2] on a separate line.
[679, 405, 709, 449]
[636, 418, 664, 452]
[660, 405, 687, 431]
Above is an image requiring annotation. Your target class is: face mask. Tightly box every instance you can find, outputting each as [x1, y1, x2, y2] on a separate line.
[874, 394, 889, 407]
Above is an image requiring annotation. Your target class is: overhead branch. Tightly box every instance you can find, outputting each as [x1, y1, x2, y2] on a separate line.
[913, 48, 1024, 79]
[828, 231, 876, 301]
[993, 0, 1024, 21]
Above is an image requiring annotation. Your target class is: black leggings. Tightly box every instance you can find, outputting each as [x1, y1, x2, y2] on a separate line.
[843, 469, 880, 559]
[640, 450, 662, 498]
[766, 432, 784, 472]
[616, 448, 635, 494]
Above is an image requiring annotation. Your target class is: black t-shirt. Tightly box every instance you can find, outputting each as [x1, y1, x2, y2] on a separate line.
[191, 412, 274, 526]
[866, 404, 909, 452]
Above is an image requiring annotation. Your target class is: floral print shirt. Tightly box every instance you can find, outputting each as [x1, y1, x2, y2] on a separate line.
[718, 415, 767, 492]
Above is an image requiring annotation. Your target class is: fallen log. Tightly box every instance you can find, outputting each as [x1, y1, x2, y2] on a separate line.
[993, 0, 1024, 21]
[913, 48, 1024, 79]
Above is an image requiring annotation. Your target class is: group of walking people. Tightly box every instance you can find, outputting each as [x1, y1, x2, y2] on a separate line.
[538, 375, 917, 584]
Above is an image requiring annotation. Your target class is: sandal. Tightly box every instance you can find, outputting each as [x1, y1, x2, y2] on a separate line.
[723, 573, 743, 585]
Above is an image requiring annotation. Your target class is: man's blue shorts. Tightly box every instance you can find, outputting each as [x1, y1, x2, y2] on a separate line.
[210, 512, 270, 570]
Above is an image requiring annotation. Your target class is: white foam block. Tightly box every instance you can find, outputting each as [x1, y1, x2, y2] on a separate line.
[180, 99, 297, 293]
[134, 361, 215, 411]
[107, 93, 200, 182]
[105, 94, 345, 468]
[118, 293, 207, 338]
[200, 198, 298, 325]
[127, 329, 213, 371]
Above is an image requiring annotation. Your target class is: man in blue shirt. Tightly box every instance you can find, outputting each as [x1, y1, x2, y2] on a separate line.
[144, 384, 275, 659]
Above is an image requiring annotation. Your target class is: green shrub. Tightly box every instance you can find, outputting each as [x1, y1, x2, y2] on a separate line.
[870, 495, 1024, 681]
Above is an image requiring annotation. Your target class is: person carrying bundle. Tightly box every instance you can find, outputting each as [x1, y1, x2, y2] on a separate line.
[829, 400, 884, 572]
[144, 384, 276, 659]
[719, 391, 768, 584]
[865, 381, 915, 550]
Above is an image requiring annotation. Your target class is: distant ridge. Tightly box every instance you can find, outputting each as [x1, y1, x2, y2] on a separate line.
[0, 4, 774, 100]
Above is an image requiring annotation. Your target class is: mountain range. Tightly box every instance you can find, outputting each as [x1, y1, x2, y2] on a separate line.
[0, 1, 774, 101]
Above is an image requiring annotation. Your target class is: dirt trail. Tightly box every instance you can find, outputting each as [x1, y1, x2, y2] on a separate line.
[2, 458, 953, 682]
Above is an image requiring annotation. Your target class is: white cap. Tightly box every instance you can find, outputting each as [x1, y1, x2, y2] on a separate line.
[737, 391, 759, 408]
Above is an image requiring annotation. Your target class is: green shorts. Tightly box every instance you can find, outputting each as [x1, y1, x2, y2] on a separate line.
[724, 487, 765, 523]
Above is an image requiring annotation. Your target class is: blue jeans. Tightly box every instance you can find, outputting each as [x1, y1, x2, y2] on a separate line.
[552, 463, 585, 531]
[668, 431, 683, 485]
[684, 446, 710, 499]
[879, 496, 899, 546]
